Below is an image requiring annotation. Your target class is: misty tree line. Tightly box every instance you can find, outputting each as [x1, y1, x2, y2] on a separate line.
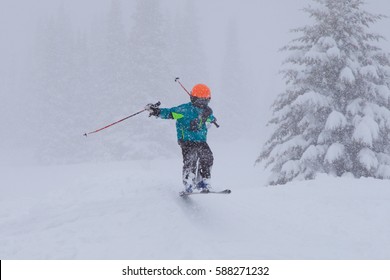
[11, 0, 390, 186]
[24, 0, 243, 163]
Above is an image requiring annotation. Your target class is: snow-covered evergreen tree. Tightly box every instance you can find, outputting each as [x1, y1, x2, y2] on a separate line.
[258, 0, 390, 185]
[128, 0, 173, 98]
[103, 0, 128, 109]
[171, 0, 209, 85]
[219, 19, 246, 137]
[124, 0, 178, 159]
[31, 5, 81, 163]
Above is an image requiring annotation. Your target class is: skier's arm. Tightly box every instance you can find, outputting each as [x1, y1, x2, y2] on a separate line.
[206, 112, 219, 128]
[145, 103, 183, 119]
[206, 113, 216, 123]
[159, 106, 185, 120]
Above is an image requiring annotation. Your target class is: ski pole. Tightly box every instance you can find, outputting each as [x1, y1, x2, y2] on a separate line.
[175, 77, 191, 96]
[211, 120, 220, 128]
[83, 102, 161, 137]
[175, 77, 219, 128]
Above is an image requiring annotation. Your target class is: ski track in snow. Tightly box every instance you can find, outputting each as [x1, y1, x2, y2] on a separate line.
[1, 141, 390, 259]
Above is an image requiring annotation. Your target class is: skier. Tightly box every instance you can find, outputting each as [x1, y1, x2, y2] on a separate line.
[145, 84, 217, 193]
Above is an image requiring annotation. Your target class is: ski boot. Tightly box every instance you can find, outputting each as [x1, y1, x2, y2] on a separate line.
[196, 179, 211, 193]
[182, 172, 196, 194]
[184, 185, 193, 194]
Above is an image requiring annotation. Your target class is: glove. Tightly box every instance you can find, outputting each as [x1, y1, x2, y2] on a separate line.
[145, 103, 160, 117]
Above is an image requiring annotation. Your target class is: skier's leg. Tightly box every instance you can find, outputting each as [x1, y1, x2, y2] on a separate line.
[197, 142, 214, 189]
[179, 141, 198, 191]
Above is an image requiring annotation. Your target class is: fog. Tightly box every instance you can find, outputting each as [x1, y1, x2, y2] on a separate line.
[1, 0, 390, 165]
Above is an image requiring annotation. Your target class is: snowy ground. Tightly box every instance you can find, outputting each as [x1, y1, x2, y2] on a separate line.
[1, 140, 389, 259]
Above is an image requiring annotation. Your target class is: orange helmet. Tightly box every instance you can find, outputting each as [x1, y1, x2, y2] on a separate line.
[191, 84, 211, 99]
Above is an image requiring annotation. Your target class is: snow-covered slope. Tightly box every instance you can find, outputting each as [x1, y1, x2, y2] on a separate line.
[1, 140, 389, 259]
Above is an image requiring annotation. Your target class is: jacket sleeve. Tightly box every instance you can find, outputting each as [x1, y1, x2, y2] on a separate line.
[206, 113, 216, 123]
[203, 107, 216, 123]
[159, 105, 185, 120]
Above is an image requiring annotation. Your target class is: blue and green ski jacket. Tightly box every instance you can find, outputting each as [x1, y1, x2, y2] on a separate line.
[159, 102, 216, 142]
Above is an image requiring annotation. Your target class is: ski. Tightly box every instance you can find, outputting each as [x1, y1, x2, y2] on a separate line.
[179, 189, 231, 197]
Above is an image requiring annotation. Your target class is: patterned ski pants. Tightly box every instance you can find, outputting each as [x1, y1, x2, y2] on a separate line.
[179, 141, 214, 187]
